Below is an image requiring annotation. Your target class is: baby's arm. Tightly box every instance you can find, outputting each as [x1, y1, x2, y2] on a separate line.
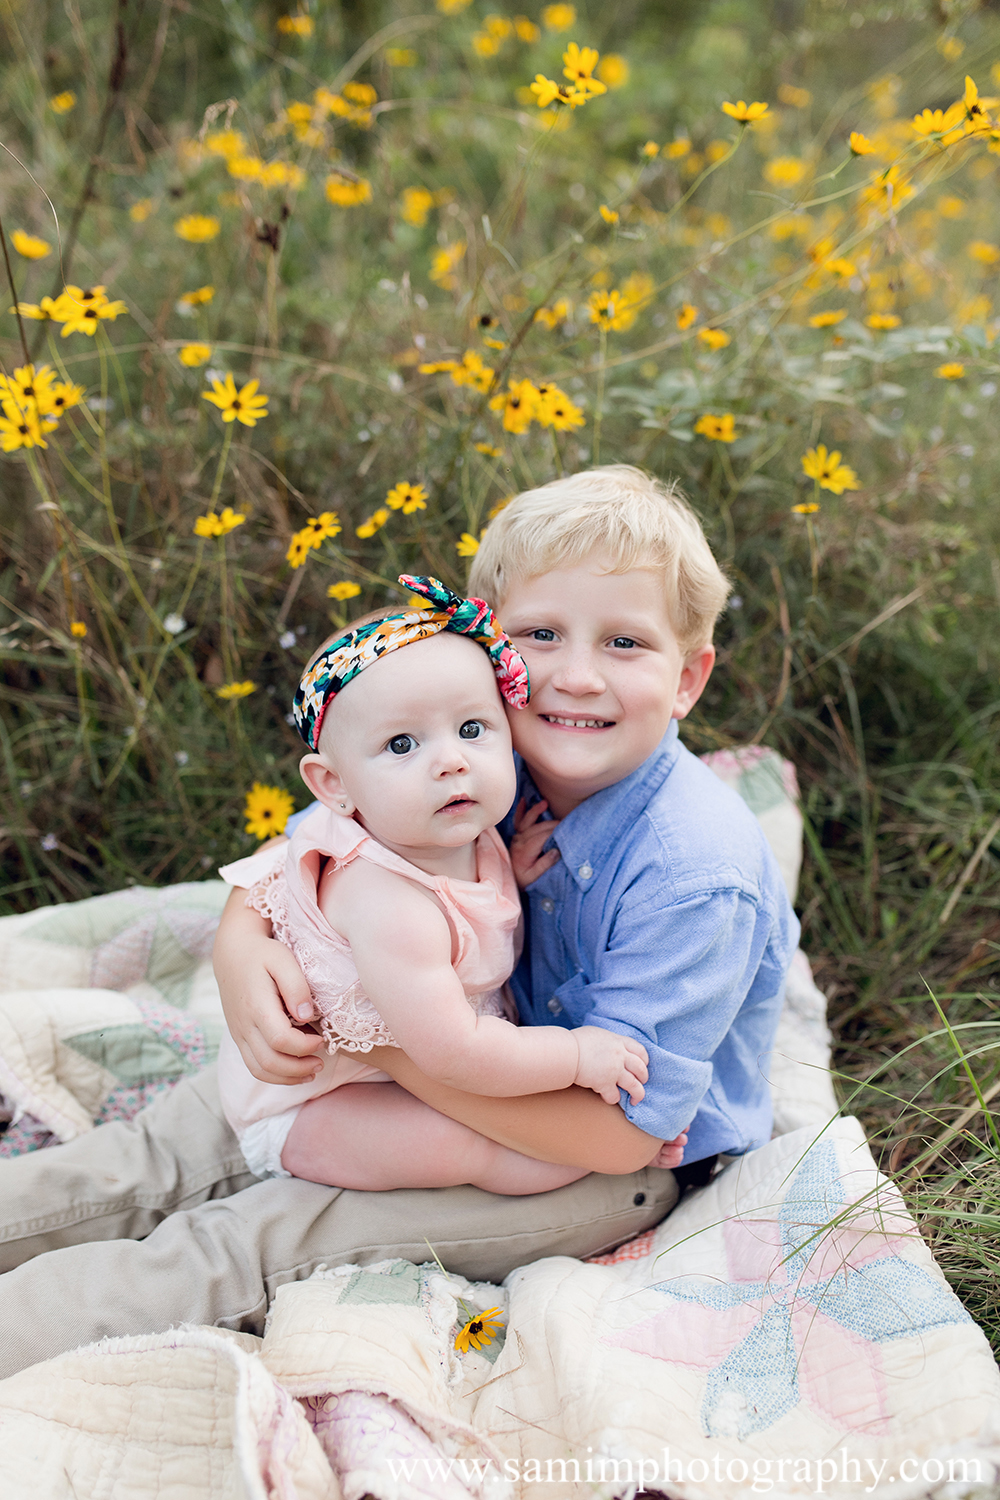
[327, 860, 648, 1105]
[213, 877, 323, 1085]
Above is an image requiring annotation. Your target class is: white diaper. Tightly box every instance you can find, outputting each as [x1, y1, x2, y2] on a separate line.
[238, 1105, 301, 1179]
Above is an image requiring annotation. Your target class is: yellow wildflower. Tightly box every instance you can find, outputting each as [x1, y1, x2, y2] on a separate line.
[911, 103, 965, 143]
[721, 100, 770, 123]
[866, 313, 900, 330]
[50, 91, 76, 113]
[676, 303, 698, 330]
[801, 444, 860, 493]
[455, 1307, 504, 1353]
[174, 214, 221, 242]
[356, 507, 390, 538]
[968, 240, 1000, 266]
[956, 295, 991, 325]
[276, 12, 314, 36]
[179, 343, 213, 367]
[770, 213, 812, 240]
[705, 140, 730, 163]
[849, 131, 875, 156]
[935, 362, 965, 379]
[385, 47, 418, 66]
[11, 231, 51, 259]
[528, 74, 563, 108]
[0, 363, 57, 412]
[778, 84, 811, 109]
[55, 285, 129, 336]
[0, 404, 51, 451]
[562, 43, 606, 98]
[697, 327, 731, 351]
[325, 174, 372, 206]
[937, 36, 964, 60]
[49, 380, 85, 415]
[599, 205, 619, 224]
[456, 533, 480, 557]
[130, 199, 154, 222]
[475, 442, 503, 457]
[808, 310, 847, 328]
[385, 481, 428, 514]
[419, 359, 460, 375]
[764, 156, 808, 187]
[430, 241, 466, 290]
[693, 413, 736, 442]
[436, 0, 472, 13]
[204, 130, 246, 159]
[541, 4, 576, 31]
[597, 54, 628, 87]
[641, 141, 659, 157]
[791, 501, 820, 514]
[449, 350, 494, 392]
[179, 285, 215, 307]
[663, 139, 691, 158]
[489, 378, 540, 434]
[343, 82, 377, 105]
[533, 298, 571, 328]
[937, 195, 965, 219]
[286, 530, 312, 567]
[472, 32, 501, 58]
[401, 187, 435, 227]
[328, 581, 362, 601]
[227, 155, 264, 182]
[824, 257, 856, 280]
[535, 383, 584, 431]
[245, 783, 295, 840]
[301, 511, 342, 546]
[202, 374, 269, 427]
[70, 621, 87, 638]
[960, 74, 991, 133]
[194, 507, 245, 538]
[216, 681, 257, 699]
[514, 16, 540, 42]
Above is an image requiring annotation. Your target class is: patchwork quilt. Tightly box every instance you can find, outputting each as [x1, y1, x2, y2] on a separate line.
[0, 750, 996, 1498]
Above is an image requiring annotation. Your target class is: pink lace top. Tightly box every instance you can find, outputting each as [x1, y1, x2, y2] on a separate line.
[219, 807, 522, 1055]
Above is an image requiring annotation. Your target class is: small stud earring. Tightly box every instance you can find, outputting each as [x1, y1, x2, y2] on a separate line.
[339, 800, 348, 810]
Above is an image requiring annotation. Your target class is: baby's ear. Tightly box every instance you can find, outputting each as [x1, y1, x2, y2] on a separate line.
[299, 754, 356, 815]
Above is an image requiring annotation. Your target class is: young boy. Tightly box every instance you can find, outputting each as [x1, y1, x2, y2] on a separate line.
[0, 465, 797, 1376]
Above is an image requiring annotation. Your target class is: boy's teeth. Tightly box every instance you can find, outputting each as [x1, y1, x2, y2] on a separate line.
[545, 715, 611, 727]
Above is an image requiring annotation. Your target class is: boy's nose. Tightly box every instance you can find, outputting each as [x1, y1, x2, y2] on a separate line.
[551, 650, 606, 696]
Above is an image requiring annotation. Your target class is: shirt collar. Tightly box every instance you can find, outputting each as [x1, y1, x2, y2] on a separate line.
[515, 722, 681, 891]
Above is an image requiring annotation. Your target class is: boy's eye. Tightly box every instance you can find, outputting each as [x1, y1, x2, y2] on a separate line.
[459, 719, 485, 740]
[612, 636, 636, 649]
[387, 734, 416, 755]
[530, 628, 556, 642]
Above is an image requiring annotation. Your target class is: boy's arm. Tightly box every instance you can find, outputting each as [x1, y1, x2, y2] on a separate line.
[368, 1046, 665, 1174]
[213, 884, 324, 1084]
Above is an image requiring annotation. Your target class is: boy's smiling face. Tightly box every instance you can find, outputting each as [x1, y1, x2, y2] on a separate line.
[500, 559, 715, 817]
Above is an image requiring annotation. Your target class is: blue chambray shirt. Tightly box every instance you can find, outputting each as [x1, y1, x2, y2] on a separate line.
[286, 721, 799, 1164]
[496, 722, 800, 1163]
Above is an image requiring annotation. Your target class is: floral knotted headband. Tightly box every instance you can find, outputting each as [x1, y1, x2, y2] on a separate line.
[292, 574, 530, 751]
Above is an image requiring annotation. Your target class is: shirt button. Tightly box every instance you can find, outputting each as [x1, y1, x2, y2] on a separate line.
[540, 898, 555, 914]
[547, 997, 563, 1015]
[577, 863, 593, 880]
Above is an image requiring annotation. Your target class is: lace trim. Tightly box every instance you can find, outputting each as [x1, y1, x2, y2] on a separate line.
[245, 867, 293, 950]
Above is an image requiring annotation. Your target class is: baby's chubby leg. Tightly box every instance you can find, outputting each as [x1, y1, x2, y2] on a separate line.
[281, 1082, 588, 1195]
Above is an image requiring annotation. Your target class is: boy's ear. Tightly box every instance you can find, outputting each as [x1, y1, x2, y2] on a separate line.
[671, 644, 716, 721]
[299, 753, 356, 816]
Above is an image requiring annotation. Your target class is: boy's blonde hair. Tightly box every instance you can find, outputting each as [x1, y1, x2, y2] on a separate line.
[468, 465, 730, 655]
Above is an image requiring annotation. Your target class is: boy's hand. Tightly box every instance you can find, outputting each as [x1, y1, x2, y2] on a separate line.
[214, 889, 324, 1085]
[649, 1131, 689, 1170]
[572, 1025, 648, 1106]
[510, 798, 561, 889]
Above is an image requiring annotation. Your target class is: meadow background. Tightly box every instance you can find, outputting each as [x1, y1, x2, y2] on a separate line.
[1, 0, 998, 1341]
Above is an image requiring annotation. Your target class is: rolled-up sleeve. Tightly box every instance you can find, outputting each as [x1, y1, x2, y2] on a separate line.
[555, 887, 778, 1144]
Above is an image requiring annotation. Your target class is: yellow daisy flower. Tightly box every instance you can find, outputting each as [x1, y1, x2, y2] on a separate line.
[809, 310, 847, 328]
[325, 174, 372, 207]
[277, 12, 314, 36]
[50, 91, 76, 113]
[866, 313, 900, 330]
[676, 303, 698, 330]
[202, 374, 269, 426]
[328, 581, 362, 601]
[935, 362, 965, 379]
[693, 413, 736, 442]
[174, 214, 221, 242]
[597, 54, 629, 88]
[849, 132, 875, 155]
[244, 783, 296, 840]
[385, 481, 428, 514]
[356, 507, 390, 538]
[697, 327, 731, 351]
[286, 530, 312, 567]
[216, 680, 257, 699]
[541, 4, 575, 31]
[301, 511, 342, 546]
[791, 501, 821, 514]
[69, 620, 87, 637]
[180, 343, 213, 367]
[455, 1307, 504, 1353]
[599, 204, 619, 224]
[801, 444, 860, 493]
[11, 231, 51, 259]
[456, 533, 481, 557]
[721, 100, 769, 123]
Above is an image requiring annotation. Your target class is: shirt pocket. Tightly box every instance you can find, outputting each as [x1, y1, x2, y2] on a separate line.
[552, 969, 592, 1025]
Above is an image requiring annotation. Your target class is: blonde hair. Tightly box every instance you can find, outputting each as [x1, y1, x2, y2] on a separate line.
[468, 465, 730, 654]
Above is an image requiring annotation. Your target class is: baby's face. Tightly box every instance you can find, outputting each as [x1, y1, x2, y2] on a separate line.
[318, 632, 516, 860]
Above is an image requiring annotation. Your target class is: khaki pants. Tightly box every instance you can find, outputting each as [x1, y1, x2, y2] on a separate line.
[0, 1065, 678, 1379]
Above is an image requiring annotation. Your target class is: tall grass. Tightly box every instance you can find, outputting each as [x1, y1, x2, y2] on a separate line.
[0, 0, 997, 1339]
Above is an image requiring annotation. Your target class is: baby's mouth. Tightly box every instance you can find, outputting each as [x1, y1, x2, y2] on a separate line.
[437, 794, 476, 812]
[539, 714, 615, 729]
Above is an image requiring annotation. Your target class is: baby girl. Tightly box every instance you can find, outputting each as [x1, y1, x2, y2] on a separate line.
[217, 575, 649, 1192]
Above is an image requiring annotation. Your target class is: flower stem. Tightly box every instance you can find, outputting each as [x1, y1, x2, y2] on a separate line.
[209, 423, 235, 511]
[593, 325, 607, 465]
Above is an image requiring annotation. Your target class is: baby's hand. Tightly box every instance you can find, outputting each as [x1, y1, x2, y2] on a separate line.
[572, 1025, 648, 1106]
[510, 798, 561, 890]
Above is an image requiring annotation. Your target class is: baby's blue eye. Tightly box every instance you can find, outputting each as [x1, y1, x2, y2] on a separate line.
[459, 719, 484, 740]
[612, 636, 636, 649]
[531, 628, 556, 642]
[388, 734, 415, 755]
